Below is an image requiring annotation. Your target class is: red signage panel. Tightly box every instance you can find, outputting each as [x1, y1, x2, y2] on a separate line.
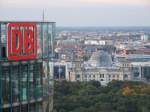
[7, 23, 37, 60]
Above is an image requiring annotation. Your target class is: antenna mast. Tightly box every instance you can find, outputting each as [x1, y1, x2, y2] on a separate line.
[42, 9, 45, 22]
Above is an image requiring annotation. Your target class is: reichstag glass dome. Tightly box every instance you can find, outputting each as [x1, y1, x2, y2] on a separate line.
[88, 50, 112, 67]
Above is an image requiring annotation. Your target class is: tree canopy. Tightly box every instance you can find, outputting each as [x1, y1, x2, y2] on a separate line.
[54, 80, 150, 112]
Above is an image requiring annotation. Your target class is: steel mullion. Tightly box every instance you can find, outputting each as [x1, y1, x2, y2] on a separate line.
[27, 63, 29, 112]
[0, 63, 2, 112]
[9, 64, 12, 112]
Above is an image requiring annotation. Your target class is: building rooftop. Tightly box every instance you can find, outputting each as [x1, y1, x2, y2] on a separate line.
[131, 61, 150, 66]
[127, 54, 150, 62]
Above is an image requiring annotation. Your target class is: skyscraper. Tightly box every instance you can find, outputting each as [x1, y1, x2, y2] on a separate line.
[0, 21, 56, 112]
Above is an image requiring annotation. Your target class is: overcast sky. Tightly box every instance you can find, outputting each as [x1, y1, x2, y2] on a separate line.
[0, 0, 150, 26]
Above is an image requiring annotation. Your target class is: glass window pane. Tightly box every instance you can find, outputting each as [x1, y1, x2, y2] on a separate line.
[29, 103, 36, 112]
[21, 104, 28, 112]
[12, 106, 20, 112]
[36, 102, 43, 112]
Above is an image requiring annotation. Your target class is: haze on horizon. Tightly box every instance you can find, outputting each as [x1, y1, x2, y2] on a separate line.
[0, 0, 150, 27]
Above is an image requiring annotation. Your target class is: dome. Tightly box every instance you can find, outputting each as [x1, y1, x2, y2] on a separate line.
[88, 50, 112, 67]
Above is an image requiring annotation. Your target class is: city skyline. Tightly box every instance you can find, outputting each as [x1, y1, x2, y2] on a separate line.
[0, 0, 150, 26]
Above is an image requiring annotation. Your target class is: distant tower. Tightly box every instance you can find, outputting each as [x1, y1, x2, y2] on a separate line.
[42, 9, 45, 22]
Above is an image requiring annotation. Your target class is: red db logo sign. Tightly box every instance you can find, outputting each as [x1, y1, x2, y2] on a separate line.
[7, 23, 37, 60]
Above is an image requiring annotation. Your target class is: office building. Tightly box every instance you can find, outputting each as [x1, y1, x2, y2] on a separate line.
[0, 21, 55, 112]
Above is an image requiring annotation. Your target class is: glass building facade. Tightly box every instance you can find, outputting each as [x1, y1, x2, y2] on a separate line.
[141, 66, 150, 80]
[0, 21, 55, 112]
[132, 65, 150, 81]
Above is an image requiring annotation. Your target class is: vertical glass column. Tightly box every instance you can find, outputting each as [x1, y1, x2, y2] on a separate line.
[48, 61, 53, 112]
[37, 23, 43, 58]
[42, 61, 51, 112]
[28, 64, 34, 100]
[43, 23, 49, 58]
[20, 65, 28, 102]
[48, 24, 52, 59]
[1, 65, 10, 105]
[0, 23, 7, 60]
[51, 23, 56, 60]
[0, 23, 1, 60]
[0, 64, 2, 112]
[43, 61, 49, 97]
[11, 65, 19, 103]
[34, 63, 42, 99]
[36, 102, 43, 112]
[10, 65, 12, 112]
[1, 23, 7, 44]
